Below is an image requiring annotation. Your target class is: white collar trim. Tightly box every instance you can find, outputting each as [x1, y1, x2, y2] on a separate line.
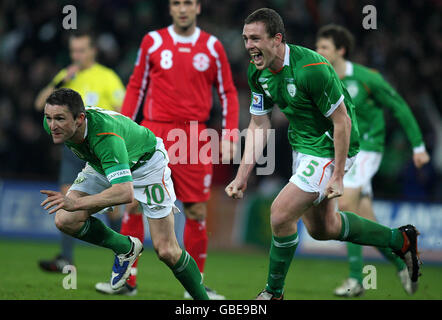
[83, 118, 88, 139]
[283, 43, 290, 66]
[167, 25, 200, 45]
[345, 61, 354, 76]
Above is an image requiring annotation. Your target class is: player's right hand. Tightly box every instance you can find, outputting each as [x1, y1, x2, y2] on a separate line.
[325, 174, 344, 199]
[413, 151, 430, 169]
[225, 179, 247, 199]
[40, 190, 77, 214]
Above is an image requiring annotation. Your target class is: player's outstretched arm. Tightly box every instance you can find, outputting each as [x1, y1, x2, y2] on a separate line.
[369, 71, 430, 168]
[225, 114, 271, 199]
[41, 182, 134, 214]
[325, 102, 352, 199]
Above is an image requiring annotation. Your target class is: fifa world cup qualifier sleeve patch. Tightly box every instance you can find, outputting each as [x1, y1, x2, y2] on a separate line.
[250, 91, 271, 115]
[105, 164, 133, 184]
[251, 92, 263, 111]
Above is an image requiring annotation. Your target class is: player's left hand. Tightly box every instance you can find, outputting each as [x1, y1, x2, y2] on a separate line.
[40, 190, 77, 214]
[413, 151, 430, 169]
[325, 175, 344, 199]
[220, 140, 237, 163]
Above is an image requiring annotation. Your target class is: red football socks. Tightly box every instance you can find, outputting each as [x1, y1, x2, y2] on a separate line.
[183, 218, 208, 273]
[120, 212, 144, 287]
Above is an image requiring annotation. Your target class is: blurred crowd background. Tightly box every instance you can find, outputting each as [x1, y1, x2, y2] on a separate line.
[0, 0, 440, 202]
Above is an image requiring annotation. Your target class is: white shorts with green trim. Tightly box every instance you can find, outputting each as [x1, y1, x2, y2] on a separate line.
[342, 150, 382, 197]
[289, 151, 356, 206]
[69, 137, 179, 219]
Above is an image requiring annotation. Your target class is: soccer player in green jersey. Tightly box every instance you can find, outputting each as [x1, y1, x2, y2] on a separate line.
[225, 8, 422, 300]
[316, 24, 430, 297]
[41, 88, 209, 299]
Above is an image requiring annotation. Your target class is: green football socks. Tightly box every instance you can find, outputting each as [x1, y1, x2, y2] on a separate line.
[376, 246, 407, 270]
[346, 238, 406, 283]
[73, 216, 132, 255]
[171, 250, 209, 300]
[265, 233, 299, 298]
[339, 211, 404, 251]
[347, 242, 364, 284]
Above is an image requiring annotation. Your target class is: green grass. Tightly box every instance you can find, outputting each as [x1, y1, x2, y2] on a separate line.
[1, 239, 441, 300]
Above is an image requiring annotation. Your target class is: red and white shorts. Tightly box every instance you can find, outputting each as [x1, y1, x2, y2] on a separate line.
[141, 120, 213, 203]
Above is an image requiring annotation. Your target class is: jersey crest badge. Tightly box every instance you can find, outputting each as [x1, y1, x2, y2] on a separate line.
[287, 84, 296, 97]
[73, 176, 85, 185]
[193, 53, 210, 71]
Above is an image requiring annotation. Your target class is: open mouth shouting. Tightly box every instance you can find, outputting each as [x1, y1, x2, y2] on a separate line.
[250, 50, 264, 66]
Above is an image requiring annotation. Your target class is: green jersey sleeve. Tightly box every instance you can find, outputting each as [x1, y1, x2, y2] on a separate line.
[92, 134, 133, 185]
[367, 71, 424, 149]
[298, 63, 344, 117]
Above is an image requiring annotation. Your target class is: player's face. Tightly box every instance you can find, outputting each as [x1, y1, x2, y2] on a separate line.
[44, 104, 79, 144]
[69, 36, 96, 69]
[169, 0, 200, 31]
[243, 22, 280, 70]
[316, 37, 340, 64]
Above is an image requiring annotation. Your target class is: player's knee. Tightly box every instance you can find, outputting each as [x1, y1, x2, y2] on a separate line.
[184, 202, 206, 221]
[55, 210, 88, 235]
[154, 241, 179, 266]
[54, 211, 70, 232]
[270, 201, 291, 230]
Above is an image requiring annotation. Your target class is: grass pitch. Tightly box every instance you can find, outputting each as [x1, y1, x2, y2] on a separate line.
[1, 239, 441, 300]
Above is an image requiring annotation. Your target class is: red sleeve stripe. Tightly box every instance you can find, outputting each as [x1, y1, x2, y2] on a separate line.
[133, 54, 150, 120]
[207, 36, 228, 129]
[133, 32, 163, 121]
[97, 132, 125, 140]
[302, 62, 328, 68]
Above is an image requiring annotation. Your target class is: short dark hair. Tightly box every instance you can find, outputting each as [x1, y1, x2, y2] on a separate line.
[317, 24, 354, 59]
[244, 8, 286, 43]
[69, 30, 96, 48]
[46, 88, 85, 119]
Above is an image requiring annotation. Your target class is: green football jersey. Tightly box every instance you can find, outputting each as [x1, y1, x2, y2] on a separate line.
[248, 44, 359, 158]
[342, 61, 424, 152]
[44, 106, 157, 184]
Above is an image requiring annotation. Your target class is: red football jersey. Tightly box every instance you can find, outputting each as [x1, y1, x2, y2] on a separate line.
[121, 25, 239, 141]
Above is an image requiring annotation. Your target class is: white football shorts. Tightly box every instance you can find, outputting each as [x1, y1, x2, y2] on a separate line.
[343, 150, 382, 197]
[289, 151, 356, 205]
[69, 137, 179, 219]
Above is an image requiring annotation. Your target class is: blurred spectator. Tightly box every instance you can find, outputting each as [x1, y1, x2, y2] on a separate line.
[0, 0, 440, 202]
